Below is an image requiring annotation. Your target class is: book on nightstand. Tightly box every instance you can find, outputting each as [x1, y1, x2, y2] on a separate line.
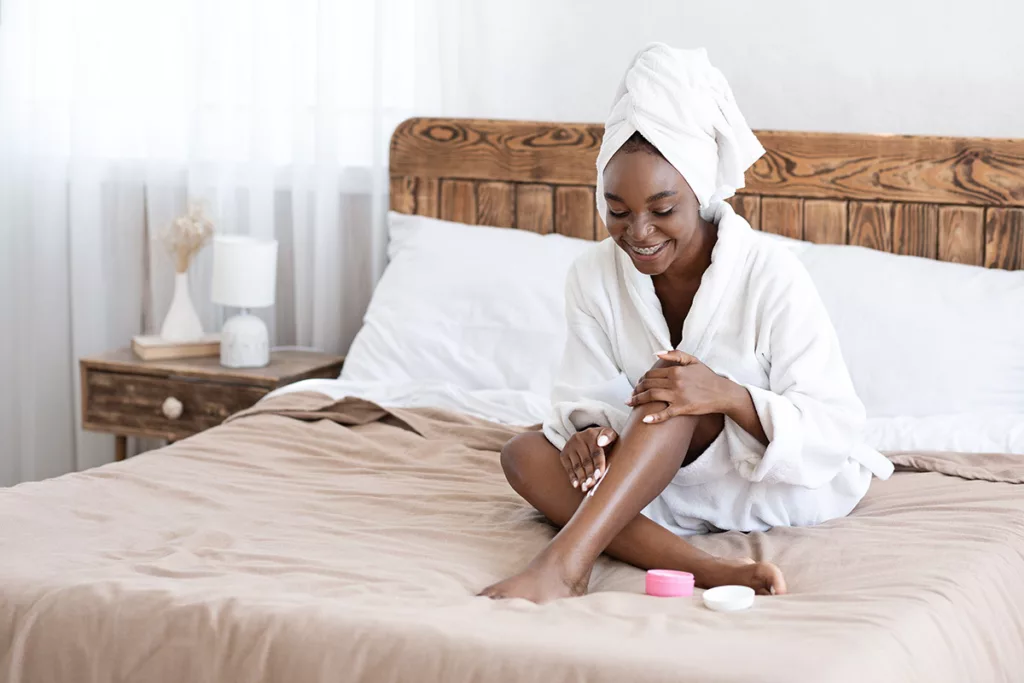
[130, 334, 221, 361]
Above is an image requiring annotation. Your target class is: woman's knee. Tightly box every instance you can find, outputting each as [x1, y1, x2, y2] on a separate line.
[500, 432, 552, 489]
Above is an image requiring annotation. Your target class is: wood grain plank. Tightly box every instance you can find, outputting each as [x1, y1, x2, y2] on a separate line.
[727, 195, 761, 230]
[892, 203, 939, 258]
[80, 349, 345, 388]
[84, 371, 268, 441]
[596, 216, 609, 240]
[440, 179, 477, 224]
[748, 131, 1024, 207]
[414, 177, 439, 218]
[849, 201, 893, 251]
[391, 118, 603, 186]
[516, 184, 553, 234]
[938, 206, 985, 266]
[985, 207, 1024, 269]
[476, 181, 515, 228]
[389, 176, 416, 214]
[391, 118, 1024, 207]
[803, 199, 847, 244]
[555, 186, 596, 240]
[760, 197, 803, 239]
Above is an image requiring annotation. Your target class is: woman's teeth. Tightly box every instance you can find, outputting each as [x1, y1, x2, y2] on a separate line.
[629, 242, 666, 255]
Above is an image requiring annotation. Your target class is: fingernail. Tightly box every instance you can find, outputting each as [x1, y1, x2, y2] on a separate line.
[585, 477, 593, 486]
[594, 468, 602, 479]
[642, 415, 654, 423]
[597, 435, 609, 447]
[572, 480, 578, 488]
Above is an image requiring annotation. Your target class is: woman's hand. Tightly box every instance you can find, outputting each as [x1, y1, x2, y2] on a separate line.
[559, 426, 618, 492]
[626, 350, 743, 424]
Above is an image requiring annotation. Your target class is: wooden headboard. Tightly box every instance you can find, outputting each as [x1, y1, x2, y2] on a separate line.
[390, 118, 1024, 270]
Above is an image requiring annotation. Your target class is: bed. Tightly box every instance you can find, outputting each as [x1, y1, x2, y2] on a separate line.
[2, 118, 1024, 683]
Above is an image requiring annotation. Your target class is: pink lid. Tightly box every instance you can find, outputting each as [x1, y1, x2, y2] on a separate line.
[645, 569, 695, 597]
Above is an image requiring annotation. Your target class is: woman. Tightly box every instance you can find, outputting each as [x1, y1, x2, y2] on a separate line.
[480, 44, 893, 603]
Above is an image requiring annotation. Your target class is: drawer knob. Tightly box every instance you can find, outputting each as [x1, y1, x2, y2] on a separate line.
[162, 397, 184, 420]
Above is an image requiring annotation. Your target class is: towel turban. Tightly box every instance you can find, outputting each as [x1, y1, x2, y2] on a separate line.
[596, 43, 765, 217]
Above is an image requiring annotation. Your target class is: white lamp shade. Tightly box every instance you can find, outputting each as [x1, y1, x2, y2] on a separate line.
[211, 236, 278, 309]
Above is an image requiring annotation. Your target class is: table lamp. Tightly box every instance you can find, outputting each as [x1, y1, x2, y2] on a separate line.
[211, 235, 278, 368]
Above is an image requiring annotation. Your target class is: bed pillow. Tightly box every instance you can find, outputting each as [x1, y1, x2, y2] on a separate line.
[347, 212, 1024, 453]
[789, 240, 1024, 454]
[342, 212, 596, 394]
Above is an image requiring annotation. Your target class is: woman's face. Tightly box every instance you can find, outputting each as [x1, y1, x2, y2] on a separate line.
[602, 148, 701, 276]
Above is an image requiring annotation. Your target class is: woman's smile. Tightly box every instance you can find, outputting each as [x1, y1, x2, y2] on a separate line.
[624, 239, 672, 261]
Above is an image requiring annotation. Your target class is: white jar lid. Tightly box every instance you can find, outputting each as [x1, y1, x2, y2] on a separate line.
[702, 585, 755, 612]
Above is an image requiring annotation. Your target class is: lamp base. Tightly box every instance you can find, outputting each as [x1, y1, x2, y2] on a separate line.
[220, 312, 269, 368]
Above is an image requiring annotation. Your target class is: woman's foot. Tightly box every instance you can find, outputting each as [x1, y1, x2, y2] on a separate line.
[699, 557, 787, 595]
[479, 554, 592, 603]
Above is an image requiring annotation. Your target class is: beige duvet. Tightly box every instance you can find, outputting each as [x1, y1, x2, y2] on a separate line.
[2, 392, 1023, 683]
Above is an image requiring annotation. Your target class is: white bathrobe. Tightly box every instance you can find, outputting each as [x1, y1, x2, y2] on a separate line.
[542, 203, 894, 536]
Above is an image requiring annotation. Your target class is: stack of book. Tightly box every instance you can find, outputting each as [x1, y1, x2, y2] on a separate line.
[131, 334, 220, 361]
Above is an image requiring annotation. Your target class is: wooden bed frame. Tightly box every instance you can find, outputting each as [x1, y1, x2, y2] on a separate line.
[390, 118, 1024, 270]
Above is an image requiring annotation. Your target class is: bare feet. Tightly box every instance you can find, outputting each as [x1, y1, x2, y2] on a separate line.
[700, 557, 787, 596]
[479, 555, 592, 603]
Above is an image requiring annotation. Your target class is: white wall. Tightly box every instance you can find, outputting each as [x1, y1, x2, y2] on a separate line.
[444, 0, 1024, 137]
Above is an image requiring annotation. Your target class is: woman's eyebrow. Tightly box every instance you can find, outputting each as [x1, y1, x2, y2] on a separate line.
[646, 190, 677, 203]
[604, 192, 625, 203]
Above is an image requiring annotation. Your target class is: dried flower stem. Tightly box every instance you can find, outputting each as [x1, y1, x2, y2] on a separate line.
[161, 203, 214, 273]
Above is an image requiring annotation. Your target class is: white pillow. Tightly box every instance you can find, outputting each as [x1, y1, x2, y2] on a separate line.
[796, 244, 1024, 415]
[786, 240, 1024, 454]
[342, 212, 595, 394]
[347, 213, 1024, 454]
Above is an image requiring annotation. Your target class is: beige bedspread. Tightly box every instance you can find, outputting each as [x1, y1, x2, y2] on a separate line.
[2, 392, 1023, 683]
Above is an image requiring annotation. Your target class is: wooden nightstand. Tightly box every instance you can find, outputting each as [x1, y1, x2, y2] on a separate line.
[80, 349, 344, 461]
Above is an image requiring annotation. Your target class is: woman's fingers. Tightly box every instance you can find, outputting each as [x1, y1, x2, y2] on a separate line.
[590, 428, 616, 483]
[640, 405, 690, 424]
[627, 378, 674, 403]
[596, 427, 617, 449]
[633, 368, 686, 388]
[578, 444, 597, 491]
[630, 388, 677, 406]
[590, 445, 606, 484]
[563, 447, 585, 488]
[558, 451, 574, 485]
[656, 349, 699, 365]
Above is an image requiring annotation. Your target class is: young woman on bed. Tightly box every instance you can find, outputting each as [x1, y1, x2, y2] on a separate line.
[480, 44, 893, 603]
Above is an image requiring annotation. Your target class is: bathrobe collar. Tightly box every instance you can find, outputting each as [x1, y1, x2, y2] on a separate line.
[615, 201, 754, 358]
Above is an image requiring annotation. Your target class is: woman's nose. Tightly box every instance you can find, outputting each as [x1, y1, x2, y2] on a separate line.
[627, 218, 654, 241]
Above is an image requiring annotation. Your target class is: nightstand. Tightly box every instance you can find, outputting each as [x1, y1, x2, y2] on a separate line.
[79, 349, 345, 461]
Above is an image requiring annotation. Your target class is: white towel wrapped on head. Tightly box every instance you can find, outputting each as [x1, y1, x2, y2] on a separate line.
[596, 43, 765, 215]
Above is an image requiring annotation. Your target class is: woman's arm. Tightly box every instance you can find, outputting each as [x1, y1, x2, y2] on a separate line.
[628, 354, 768, 445]
[542, 259, 631, 451]
[719, 381, 768, 446]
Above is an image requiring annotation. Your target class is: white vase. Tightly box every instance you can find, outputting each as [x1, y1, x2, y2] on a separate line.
[160, 271, 204, 342]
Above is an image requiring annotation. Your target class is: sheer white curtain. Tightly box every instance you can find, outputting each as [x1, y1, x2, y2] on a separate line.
[0, 0, 460, 485]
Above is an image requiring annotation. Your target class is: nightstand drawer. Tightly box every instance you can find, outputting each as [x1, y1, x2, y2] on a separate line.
[83, 371, 268, 440]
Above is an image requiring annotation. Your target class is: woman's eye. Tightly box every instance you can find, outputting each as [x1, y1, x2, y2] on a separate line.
[609, 209, 629, 218]
[652, 208, 674, 217]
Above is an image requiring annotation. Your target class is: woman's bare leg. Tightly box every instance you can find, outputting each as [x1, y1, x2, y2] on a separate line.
[479, 403, 785, 602]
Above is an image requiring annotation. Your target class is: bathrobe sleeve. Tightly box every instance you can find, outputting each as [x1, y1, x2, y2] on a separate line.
[728, 249, 891, 486]
[542, 261, 633, 451]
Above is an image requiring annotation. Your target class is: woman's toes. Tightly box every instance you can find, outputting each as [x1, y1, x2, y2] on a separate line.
[747, 561, 786, 595]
